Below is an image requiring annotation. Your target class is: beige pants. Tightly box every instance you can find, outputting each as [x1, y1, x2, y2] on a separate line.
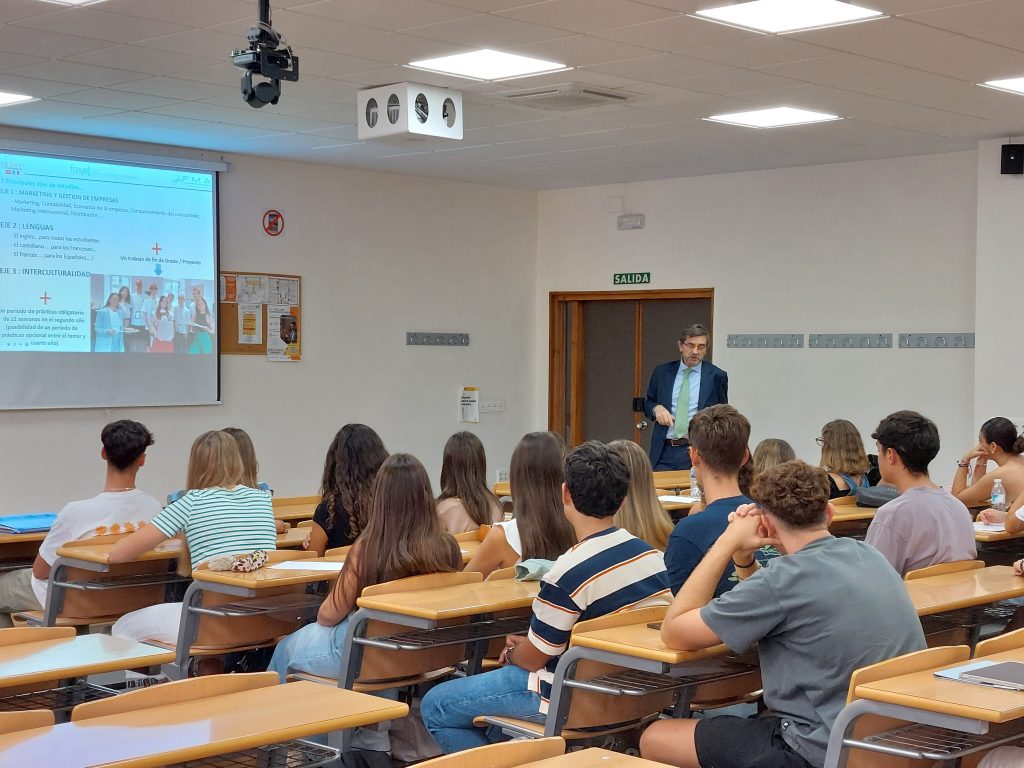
[0, 568, 42, 628]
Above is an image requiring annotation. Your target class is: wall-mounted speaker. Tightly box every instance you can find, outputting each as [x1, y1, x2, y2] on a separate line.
[1001, 144, 1023, 175]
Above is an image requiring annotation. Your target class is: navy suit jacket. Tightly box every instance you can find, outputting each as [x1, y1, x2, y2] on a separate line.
[644, 360, 728, 468]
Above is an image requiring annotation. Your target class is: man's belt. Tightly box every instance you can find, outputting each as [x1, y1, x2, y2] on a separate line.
[664, 437, 689, 447]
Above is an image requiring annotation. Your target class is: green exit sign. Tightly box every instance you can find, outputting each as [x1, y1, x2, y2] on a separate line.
[614, 272, 651, 285]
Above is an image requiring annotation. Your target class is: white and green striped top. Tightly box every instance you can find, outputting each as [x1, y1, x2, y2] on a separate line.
[150, 485, 277, 568]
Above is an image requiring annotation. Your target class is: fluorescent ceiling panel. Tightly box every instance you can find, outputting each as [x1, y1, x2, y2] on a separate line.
[980, 77, 1024, 96]
[408, 49, 568, 81]
[693, 0, 884, 34]
[0, 92, 38, 108]
[704, 106, 842, 128]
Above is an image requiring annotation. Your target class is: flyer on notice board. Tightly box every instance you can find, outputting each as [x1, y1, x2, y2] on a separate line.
[267, 304, 300, 361]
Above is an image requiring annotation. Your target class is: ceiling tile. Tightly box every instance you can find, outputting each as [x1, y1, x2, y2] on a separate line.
[50, 87, 181, 110]
[0, 25, 115, 58]
[288, 0, 474, 30]
[210, 10, 382, 48]
[131, 29, 244, 61]
[312, 31, 471, 63]
[0, 52, 48, 73]
[497, 0, 678, 34]
[105, 76, 240, 101]
[286, 48, 390, 78]
[511, 34, 655, 68]
[403, 13, 568, 46]
[68, 44, 211, 76]
[101, 0, 255, 27]
[687, 36, 836, 69]
[760, 54, 906, 85]
[0, 74, 92, 98]
[788, 16, 953, 53]
[593, 14, 760, 54]
[6, 60, 151, 87]
[12, 8, 190, 43]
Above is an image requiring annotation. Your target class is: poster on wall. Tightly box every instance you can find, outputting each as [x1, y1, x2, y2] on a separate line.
[238, 303, 263, 345]
[267, 304, 300, 361]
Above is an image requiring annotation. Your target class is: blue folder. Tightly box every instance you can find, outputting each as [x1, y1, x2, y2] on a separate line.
[0, 513, 58, 534]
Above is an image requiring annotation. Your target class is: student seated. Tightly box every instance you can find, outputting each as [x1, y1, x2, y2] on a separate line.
[268, 453, 460, 679]
[0, 421, 162, 628]
[817, 419, 879, 499]
[223, 426, 286, 534]
[952, 417, 1024, 508]
[436, 431, 502, 535]
[664, 405, 753, 595]
[307, 424, 388, 556]
[463, 432, 576, 578]
[980, 486, 1024, 533]
[421, 441, 671, 753]
[752, 438, 796, 477]
[865, 410, 976, 576]
[609, 439, 674, 550]
[640, 460, 925, 768]
[108, 430, 277, 643]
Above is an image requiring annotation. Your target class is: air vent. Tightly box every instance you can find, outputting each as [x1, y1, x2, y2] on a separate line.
[500, 83, 631, 111]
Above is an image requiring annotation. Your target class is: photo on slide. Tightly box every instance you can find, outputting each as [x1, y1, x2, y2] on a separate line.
[90, 274, 216, 354]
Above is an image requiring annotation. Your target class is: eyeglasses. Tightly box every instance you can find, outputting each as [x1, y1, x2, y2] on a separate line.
[682, 343, 707, 353]
[815, 437, 824, 446]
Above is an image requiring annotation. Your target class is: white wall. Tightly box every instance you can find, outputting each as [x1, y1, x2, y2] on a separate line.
[975, 139, 1024, 431]
[535, 152, 980, 482]
[0, 128, 538, 511]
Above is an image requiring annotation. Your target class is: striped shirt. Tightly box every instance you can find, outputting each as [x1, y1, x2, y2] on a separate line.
[150, 486, 277, 568]
[526, 527, 671, 712]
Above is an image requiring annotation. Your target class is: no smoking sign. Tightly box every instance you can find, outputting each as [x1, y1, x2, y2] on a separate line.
[262, 209, 284, 237]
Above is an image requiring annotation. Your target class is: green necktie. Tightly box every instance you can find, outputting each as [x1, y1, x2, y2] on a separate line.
[675, 368, 691, 438]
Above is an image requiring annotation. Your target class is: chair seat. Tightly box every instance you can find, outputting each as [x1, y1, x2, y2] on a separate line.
[472, 714, 657, 741]
[288, 666, 456, 692]
[14, 611, 119, 628]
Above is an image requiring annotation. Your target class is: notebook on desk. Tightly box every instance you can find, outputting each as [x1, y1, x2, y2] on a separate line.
[0, 513, 57, 534]
[961, 662, 1024, 690]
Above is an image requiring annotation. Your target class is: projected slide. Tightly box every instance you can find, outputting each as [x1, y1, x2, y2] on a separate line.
[0, 150, 219, 409]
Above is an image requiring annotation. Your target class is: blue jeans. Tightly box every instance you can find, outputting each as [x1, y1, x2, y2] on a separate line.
[268, 619, 349, 682]
[420, 665, 545, 753]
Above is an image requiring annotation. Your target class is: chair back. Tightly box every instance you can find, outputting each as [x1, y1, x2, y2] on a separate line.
[72, 672, 277, 721]
[904, 560, 985, 581]
[190, 550, 317, 649]
[975, 627, 1024, 657]
[297, 520, 314, 529]
[831, 495, 858, 507]
[415, 737, 565, 768]
[454, 525, 491, 543]
[358, 572, 480, 684]
[0, 711, 53, 734]
[325, 544, 352, 559]
[486, 566, 517, 582]
[844, 646, 971, 768]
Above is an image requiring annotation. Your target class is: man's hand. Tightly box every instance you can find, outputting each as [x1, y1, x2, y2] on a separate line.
[979, 508, 1006, 524]
[653, 405, 675, 428]
[498, 634, 527, 664]
[723, 506, 776, 564]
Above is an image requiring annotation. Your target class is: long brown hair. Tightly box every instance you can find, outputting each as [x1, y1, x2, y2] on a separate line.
[753, 438, 796, 477]
[355, 454, 460, 590]
[319, 424, 388, 538]
[222, 427, 259, 488]
[609, 440, 673, 551]
[510, 432, 576, 561]
[438, 432, 499, 527]
[819, 419, 869, 475]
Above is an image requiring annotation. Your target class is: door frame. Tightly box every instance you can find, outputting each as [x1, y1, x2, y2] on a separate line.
[548, 288, 715, 446]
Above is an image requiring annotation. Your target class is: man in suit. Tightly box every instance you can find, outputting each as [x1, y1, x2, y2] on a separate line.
[644, 323, 728, 470]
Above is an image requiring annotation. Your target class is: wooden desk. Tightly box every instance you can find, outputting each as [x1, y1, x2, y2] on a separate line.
[493, 481, 510, 498]
[191, 557, 343, 591]
[275, 526, 309, 549]
[571, 621, 728, 668]
[517, 748, 675, 768]
[0, 680, 407, 768]
[0, 634, 173, 690]
[273, 502, 318, 522]
[830, 508, 876, 524]
[0, 530, 48, 574]
[54, 539, 181, 565]
[975, 526, 1024, 543]
[357, 579, 539, 622]
[906, 565, 1024, 616]
[653, 471, 692, 492]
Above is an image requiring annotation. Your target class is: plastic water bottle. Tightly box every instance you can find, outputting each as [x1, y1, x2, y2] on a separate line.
[992, 479, 1007, 512]
[690, 466, 701, 499]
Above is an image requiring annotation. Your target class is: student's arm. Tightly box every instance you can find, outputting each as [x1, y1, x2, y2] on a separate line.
[952, 446, 987, 496]
[107, 524, 170, 564]
[661, 512, 772, 651]
[463, 525, 514, 577]
[502, 634, 551, 673]
[31, 555, 51, 581]
[954, 470, 997, 507]
[318, 545, 361, 626]
[305, 523, 328, 556]
[981, 489, 1024, 532]
[513, 580, 581, 673]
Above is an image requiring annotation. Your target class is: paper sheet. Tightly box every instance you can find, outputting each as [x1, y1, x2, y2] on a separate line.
[269, 277, 299, 305]
[974, 521, 1007, 532]
[659, 495, 700, 504]
[267, 305, 300, 361]
[460, 386, 480, 423]
[269, 561, 345, 571]
[238, 303, 263, 345]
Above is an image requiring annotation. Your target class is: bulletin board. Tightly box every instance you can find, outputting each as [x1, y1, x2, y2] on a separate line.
[217, 271, 302, 360]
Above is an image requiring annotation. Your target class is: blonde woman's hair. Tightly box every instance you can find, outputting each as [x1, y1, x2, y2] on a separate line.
[609, 439, 674, 551]
[819, 419, 869, 475]
[186, 431, 244, 491]
[222, 427, 258, 488]
[752, 438, 796, 477]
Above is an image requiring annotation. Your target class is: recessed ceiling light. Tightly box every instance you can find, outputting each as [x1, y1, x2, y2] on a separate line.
[704, 106, 842, 128]
[980, 77, 1024, 96]
[0, 92, 37, 108]
[693, 0, 885, 34]
[407, 49, 568, 82]
[39, 0, 107, 5]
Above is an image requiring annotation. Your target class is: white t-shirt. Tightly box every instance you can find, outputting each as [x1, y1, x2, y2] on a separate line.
[494, 519, 522, 558]
[31, 489, 163, 606]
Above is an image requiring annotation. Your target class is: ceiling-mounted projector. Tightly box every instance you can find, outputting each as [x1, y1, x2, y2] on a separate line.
[357, 83, 463, 141]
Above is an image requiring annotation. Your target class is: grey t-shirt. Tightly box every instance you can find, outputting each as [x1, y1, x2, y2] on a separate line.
[700, 536, 925, 767]
[865, 486, 977, 577]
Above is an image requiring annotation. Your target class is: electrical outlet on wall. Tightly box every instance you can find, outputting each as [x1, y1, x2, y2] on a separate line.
[496, 469, 509, 483]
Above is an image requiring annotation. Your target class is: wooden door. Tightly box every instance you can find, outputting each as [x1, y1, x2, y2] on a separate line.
[549, 290, 714, 449]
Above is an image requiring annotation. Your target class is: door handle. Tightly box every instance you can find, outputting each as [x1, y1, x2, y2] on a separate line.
[636, 420, 648, 430]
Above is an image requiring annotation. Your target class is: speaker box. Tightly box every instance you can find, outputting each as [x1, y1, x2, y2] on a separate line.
[1001, 144, 1024, 174]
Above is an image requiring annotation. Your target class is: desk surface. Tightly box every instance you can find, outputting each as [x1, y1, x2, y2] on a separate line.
[571, 621, 728, 666]
[55, 538, 182, 565]
[274, 503, 318, 521]
[830, 507, 877, 524]
[192, 556, 342, 589]
[855, 648, 1024, 724]
[976, 527, 1024, 543]
[0, 680, 407, 768]
[0, 530, 47, 546]
[907, 565, 1024, 616]
[276, 526, 309, 549]
[652, 471, 692, 491]
[0, 634, 174, 690]
[357, 579, 540, 621]
[518, 748, 676, 768]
